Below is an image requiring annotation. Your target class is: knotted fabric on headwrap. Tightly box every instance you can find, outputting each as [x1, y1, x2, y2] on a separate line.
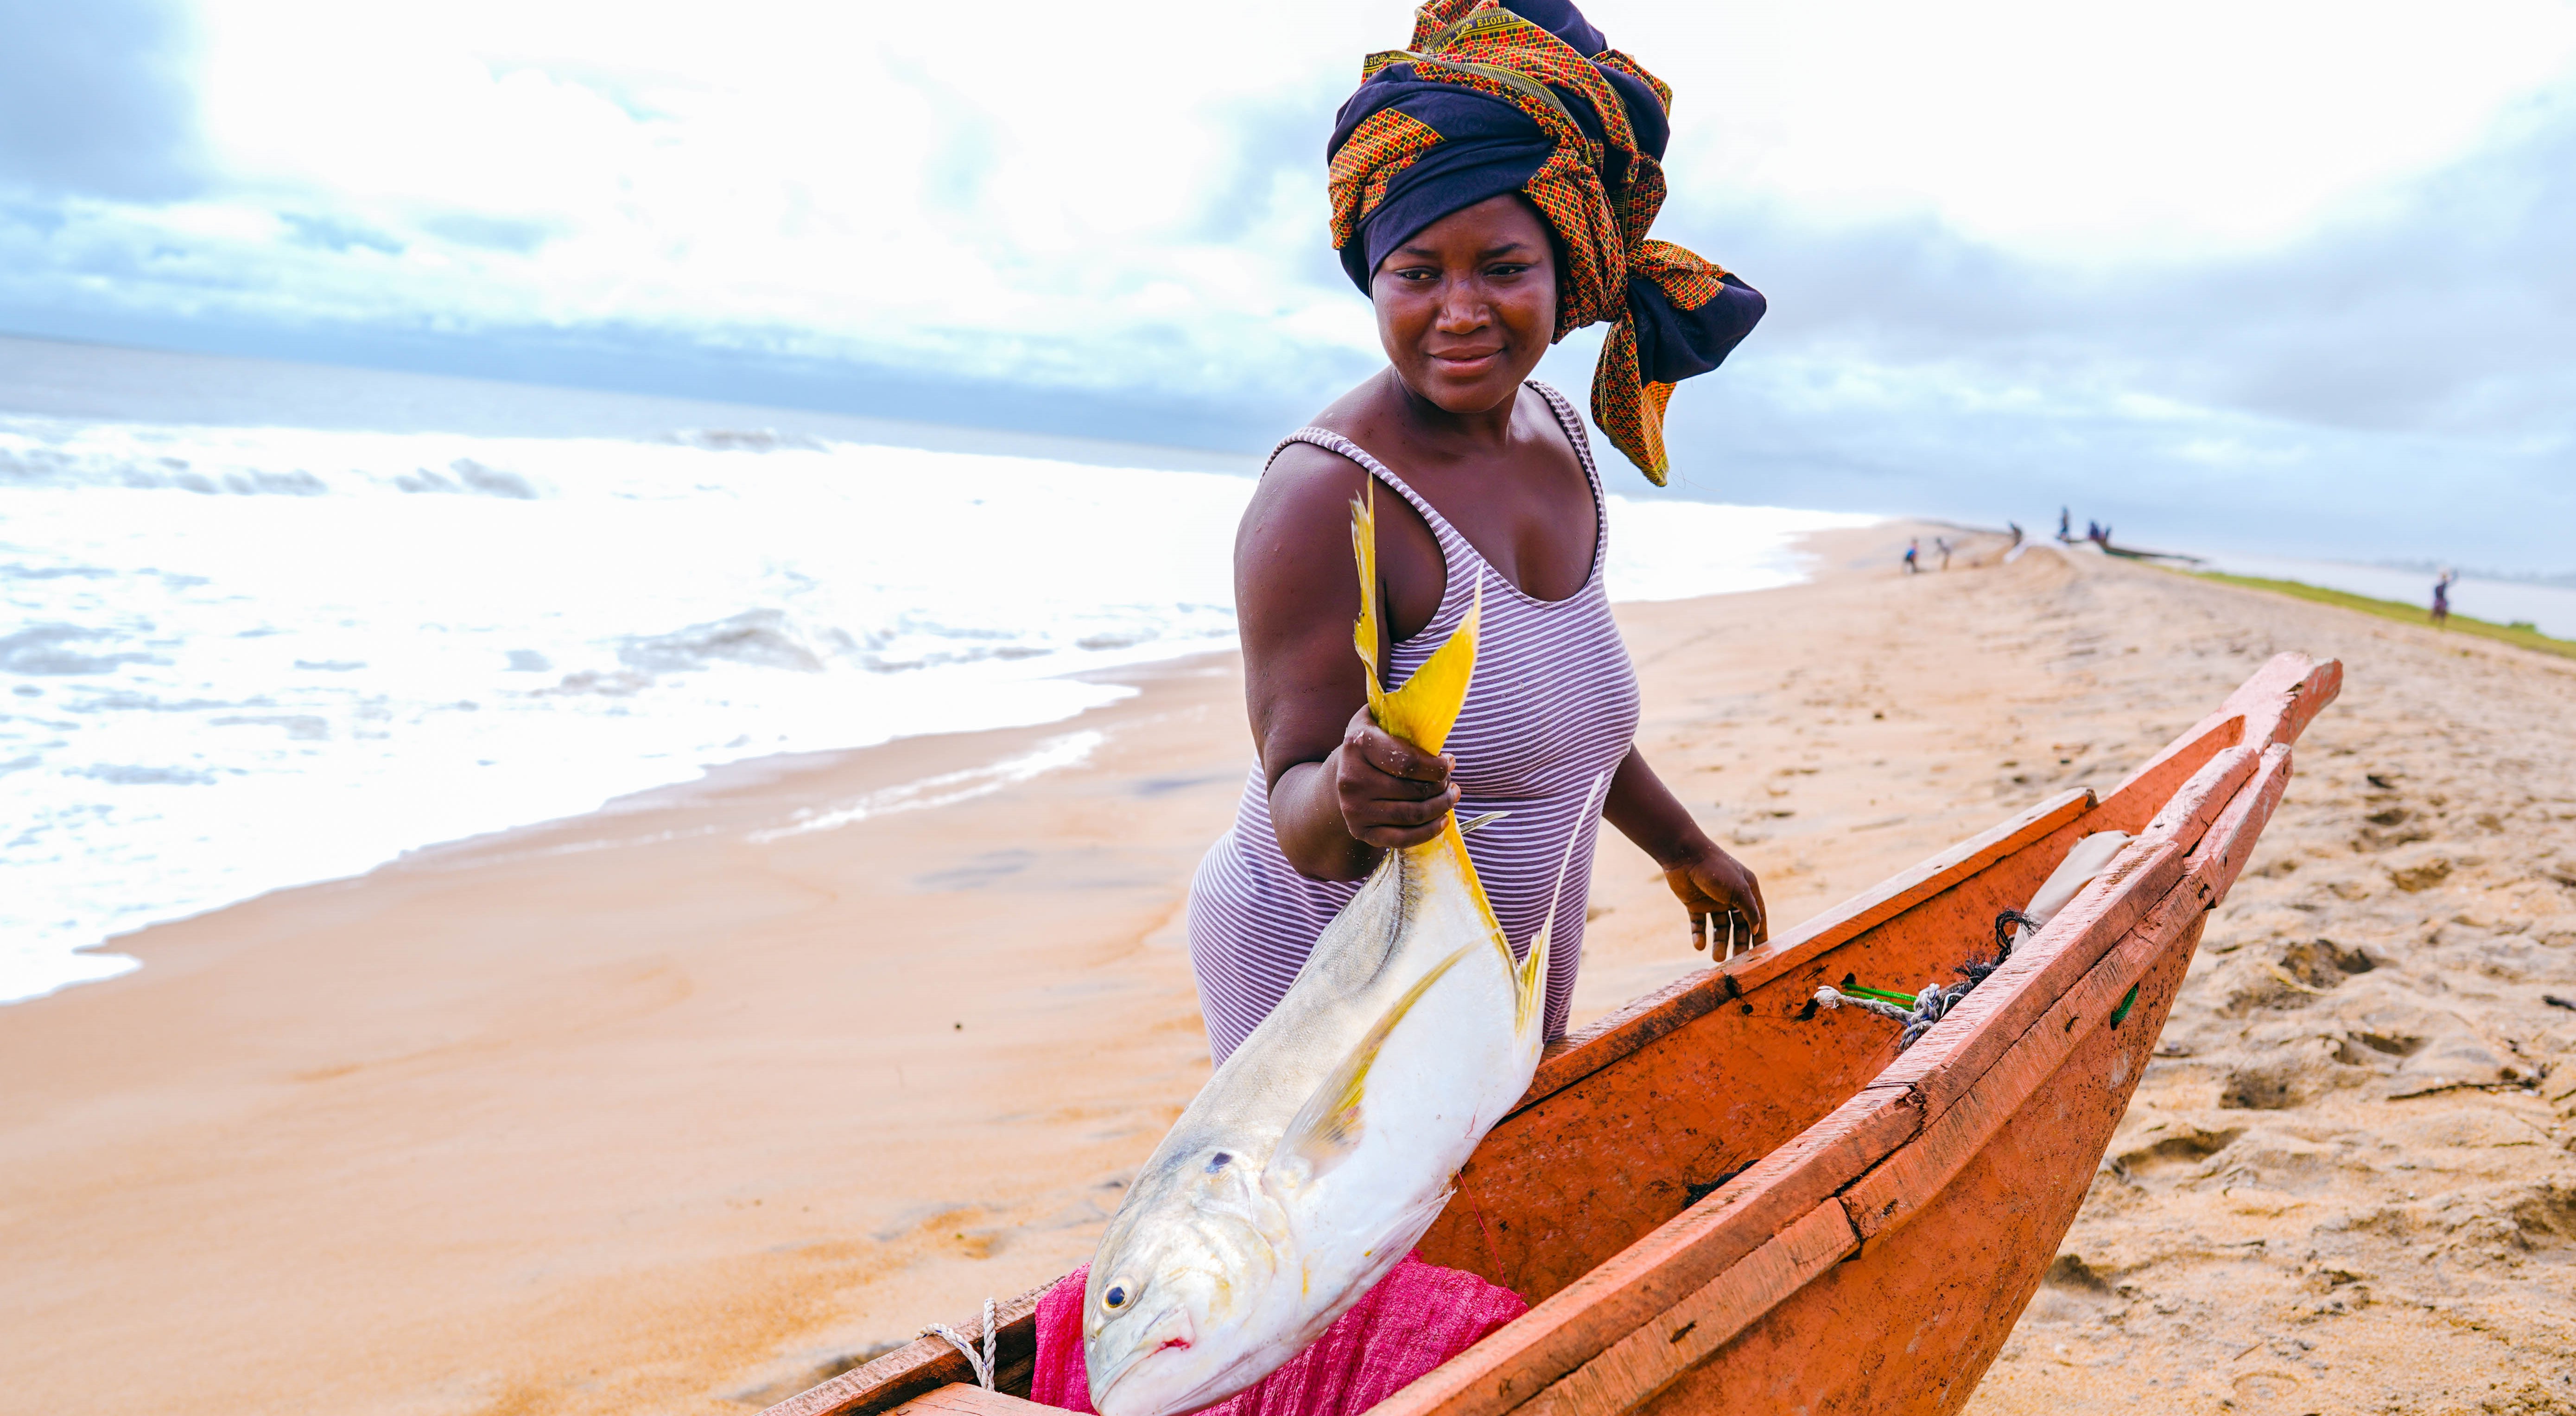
[1326, 0, 1764, 483]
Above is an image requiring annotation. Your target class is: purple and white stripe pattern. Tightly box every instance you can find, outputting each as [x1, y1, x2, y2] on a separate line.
[1186, 384, 1644, 1063]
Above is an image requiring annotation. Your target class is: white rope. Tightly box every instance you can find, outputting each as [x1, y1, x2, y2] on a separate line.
[1811, 909, 2033, 1052]
[922, 1296, 998, 1390]
[1813, 979, 1971, 1049]
[1813, 985, 1914, 1024]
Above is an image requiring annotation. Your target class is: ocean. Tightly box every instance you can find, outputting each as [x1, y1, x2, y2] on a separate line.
[0, 337, 1877, 1004]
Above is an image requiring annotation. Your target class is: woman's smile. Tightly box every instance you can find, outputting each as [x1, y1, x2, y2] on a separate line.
[1427, 346, 1504, 374]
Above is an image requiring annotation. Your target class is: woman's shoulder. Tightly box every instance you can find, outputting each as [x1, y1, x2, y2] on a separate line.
[1259, 376, 1397, 502]
[1259, 432, 1374, 510]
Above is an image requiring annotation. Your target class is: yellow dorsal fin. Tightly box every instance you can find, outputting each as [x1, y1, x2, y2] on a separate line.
[1349, 483, 1481, 756]
[1514, 770, 1613, 1035]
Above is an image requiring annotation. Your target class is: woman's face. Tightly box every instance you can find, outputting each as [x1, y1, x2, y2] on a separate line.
[1370, 194, 1558, 416]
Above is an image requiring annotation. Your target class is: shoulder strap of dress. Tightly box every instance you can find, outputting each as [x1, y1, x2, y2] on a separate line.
[1267, 427, 1467, 549]
[1527, 382, 1604, 500]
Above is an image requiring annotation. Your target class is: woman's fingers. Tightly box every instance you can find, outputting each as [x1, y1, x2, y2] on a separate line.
[1357, 819, 1451, 850]
[1719, 857, 1769, 942]
[1348, 788, 1458, 848]
[1344, 706, 1451, 785]
[1666, 847, 1770, 952]
[1336, 706, 1461, 850]
[1353, 784, 1459, 827]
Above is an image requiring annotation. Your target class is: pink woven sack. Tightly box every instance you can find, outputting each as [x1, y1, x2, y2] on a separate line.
[1028, 1253, 1527, 1416]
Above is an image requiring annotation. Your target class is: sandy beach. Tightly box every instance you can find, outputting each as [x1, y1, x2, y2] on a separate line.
[8, 532, 2574, 1416]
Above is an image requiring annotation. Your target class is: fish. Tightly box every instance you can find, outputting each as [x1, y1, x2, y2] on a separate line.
[1082, 485, 1593, 1416]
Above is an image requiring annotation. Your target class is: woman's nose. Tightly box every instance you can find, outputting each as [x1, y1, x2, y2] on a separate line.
[1435, 286, 1489, 332]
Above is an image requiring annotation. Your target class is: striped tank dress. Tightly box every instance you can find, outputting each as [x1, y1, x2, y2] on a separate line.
[1186, 383, 1643, 1064]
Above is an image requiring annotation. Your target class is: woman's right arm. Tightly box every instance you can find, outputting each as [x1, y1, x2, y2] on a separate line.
[1236, 445, 1456, 882]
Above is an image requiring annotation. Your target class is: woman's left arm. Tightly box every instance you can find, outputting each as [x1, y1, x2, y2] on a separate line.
[1602, 746, 1770, 952]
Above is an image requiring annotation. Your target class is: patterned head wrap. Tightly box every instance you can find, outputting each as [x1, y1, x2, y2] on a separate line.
[1327, 0, 1764, 483]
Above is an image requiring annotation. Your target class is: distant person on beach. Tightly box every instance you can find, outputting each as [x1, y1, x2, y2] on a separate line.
[2433, 569, 2455, 626]
[2007, 521, 2024, 547]
[1189, 0, 1770, 1069]
[1935, 536, 1953, 571]
[1904, 539, 1921, 573]
[2057, 507, 2071, 542]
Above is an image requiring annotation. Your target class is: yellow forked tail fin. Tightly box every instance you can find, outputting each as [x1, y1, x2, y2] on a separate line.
[1350, 482, 1481, 756]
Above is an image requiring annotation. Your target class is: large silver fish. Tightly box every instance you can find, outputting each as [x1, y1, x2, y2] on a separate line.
[1083, 488, 1589, 1416]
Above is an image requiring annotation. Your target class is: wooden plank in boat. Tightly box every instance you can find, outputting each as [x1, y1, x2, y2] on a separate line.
[2091, 651, 2338, 830]
[2183, 743, 2295, 904]
[891, 1387, 1057, 1416]
[1517, 1201, 1859, 1416]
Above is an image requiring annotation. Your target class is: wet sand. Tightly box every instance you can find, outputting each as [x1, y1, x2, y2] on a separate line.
[6, 533, 2571, 1415]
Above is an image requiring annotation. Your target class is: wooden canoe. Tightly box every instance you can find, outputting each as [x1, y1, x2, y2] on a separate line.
[766, 652, 2341, 1416]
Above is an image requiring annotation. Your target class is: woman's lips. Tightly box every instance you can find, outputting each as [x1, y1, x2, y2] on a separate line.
[1429, 349, 1504, 374]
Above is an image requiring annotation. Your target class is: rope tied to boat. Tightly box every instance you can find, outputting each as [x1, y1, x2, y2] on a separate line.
[1812, 909, 2039, 1051]
[923, 1296, 999, 1390]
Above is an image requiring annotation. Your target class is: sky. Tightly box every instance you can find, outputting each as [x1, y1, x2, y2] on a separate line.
[3, 0, 2573, 572]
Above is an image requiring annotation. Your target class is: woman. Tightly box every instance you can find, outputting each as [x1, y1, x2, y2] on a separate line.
[1185, 0, 1772, 1064]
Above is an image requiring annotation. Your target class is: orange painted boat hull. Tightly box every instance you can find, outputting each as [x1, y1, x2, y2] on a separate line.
[768, 653, 2340, 1416]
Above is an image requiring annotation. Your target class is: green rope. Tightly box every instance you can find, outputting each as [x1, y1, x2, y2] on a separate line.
[2109, 983, 2140, 1027]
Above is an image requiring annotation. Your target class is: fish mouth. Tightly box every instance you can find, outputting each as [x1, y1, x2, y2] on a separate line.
[1089, 1310, 1195, 1413]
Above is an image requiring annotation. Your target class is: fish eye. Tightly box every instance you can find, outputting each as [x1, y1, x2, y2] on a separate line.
[1103, 1284, 1129, 1310]
[1206, 1152, 1231, 1173]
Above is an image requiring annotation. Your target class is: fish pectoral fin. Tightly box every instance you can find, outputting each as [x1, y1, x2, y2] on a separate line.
[1359, 1182, 1456, 1264]
[1270, 946, 1473, 1181]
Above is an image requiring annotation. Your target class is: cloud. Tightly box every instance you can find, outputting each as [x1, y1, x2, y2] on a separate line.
[0, 0, 207, 201]
[1565, 81, 2575, 570]
[0, 0, 2570, 572]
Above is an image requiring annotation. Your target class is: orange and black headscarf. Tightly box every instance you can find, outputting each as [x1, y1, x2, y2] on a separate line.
[1327, 0, 1763, 483]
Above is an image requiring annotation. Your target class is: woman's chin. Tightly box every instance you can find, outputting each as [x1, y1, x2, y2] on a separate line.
[1407, 367, 1522, 415]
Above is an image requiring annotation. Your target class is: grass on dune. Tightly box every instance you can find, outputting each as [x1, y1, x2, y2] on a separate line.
[2181, 569, 2576, 660]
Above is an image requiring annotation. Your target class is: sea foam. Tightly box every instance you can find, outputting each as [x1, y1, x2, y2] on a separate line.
[0, 411, 1871, 1003]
